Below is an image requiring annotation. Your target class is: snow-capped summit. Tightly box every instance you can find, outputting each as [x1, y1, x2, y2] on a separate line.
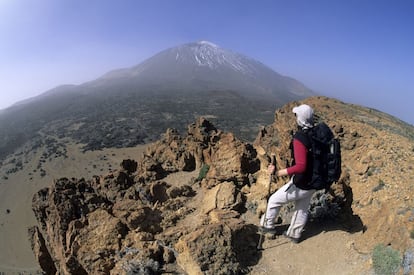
[197, 40, 219, 48]
[177, 40, 255, 74]
[96, 41, 314, 101]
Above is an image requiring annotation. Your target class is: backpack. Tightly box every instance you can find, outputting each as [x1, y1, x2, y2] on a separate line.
[306, 122, 341, 190]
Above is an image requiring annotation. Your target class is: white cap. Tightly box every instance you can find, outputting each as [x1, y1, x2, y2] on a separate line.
[292, 104, 314, 129]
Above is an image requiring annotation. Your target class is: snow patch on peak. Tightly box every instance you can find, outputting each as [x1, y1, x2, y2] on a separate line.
[197, 40, 218, 48]
[173, 41, 258, 75]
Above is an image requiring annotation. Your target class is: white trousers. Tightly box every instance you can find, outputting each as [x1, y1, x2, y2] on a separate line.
[263, 178, 315, 238]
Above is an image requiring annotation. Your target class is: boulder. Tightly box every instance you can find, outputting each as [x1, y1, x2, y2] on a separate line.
[71, 209, 127, 274]
[175, 216, 255, 275]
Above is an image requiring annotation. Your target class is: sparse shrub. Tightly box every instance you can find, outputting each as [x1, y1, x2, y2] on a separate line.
[197, 164, 210, 181]
[410, 230, 414, 239]
[40, 169, 46, 177]
[367, 166, 381, 177]
[372, 244, 401, 275]
[403, 250, 414, 275]
[6, 167, 19, 174]
[308, 191, 340, 220]
[373, 180, 386, 192]
[245, 201, 258, 214]
[123, 258, 160, 275]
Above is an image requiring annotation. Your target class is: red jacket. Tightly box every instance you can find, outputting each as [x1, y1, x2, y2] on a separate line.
[287, 138, 307, 175]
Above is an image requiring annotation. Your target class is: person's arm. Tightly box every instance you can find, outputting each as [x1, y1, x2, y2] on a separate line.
[268, 138, 307, 177]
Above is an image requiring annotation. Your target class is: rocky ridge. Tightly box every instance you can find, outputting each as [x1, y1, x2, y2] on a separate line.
[29, 97, 414, 274]
[254, 97, 414, 254]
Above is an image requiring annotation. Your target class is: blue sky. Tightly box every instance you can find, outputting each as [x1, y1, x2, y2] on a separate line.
[0, 0, 413, 124]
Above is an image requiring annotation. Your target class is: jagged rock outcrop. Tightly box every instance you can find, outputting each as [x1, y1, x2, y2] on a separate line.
[30, 117, 261, 274]
[136, 118, 259, 185]
[29, 97, 414, 274]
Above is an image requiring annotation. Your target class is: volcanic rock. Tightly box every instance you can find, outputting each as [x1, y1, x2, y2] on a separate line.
[29, 97, 414, 274]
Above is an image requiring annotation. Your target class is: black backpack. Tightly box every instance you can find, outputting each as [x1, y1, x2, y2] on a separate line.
[306, 122, 341, 190]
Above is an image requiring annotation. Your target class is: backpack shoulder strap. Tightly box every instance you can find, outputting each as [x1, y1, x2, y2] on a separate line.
[293, 129, 311, 149]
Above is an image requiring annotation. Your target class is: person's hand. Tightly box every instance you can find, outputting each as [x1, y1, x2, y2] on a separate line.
[268, 164, 275, 175]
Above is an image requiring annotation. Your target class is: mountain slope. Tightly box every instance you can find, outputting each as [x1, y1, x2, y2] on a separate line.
[0, 41, 314, 161]
[93, 41, 312, 101]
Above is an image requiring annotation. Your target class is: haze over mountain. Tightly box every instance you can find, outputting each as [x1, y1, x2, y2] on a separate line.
[0, 41, 314, 161]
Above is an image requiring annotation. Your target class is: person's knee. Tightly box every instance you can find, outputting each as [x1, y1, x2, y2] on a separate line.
[293, 208, 309, 217]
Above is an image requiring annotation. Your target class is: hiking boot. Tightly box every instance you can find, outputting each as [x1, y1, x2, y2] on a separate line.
[283, 231, 301, 244]
[259, 226, 277, 235]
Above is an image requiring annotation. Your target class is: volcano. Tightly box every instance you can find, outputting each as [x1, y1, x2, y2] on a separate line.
[0, 41, 314, 160]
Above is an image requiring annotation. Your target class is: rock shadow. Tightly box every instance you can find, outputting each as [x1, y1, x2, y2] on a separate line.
[232, 223, 262, 273]
[304, 181, 365, 240]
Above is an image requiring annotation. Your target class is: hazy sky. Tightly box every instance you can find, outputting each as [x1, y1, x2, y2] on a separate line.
[1, 0, 413, 124]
